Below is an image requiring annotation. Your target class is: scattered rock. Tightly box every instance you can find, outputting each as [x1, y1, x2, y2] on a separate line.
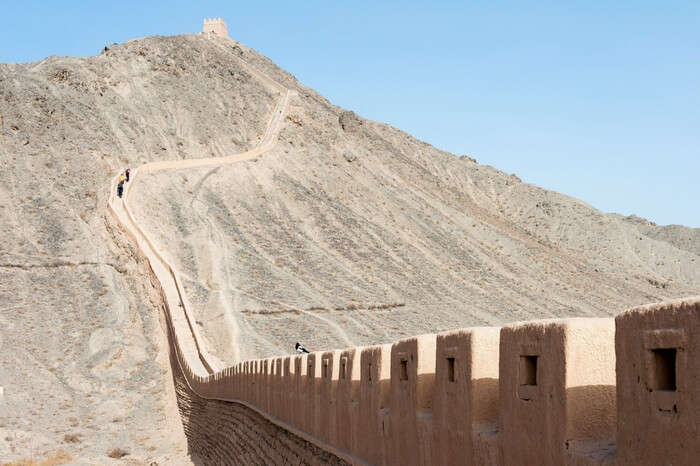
[338, 110, 362, 132]
[107, 448, 129, 459]
[49, 68, 71, 83]
[647, 278, 669, 289]
[286, 114, 302, 127]
[63, 433, 81, 443]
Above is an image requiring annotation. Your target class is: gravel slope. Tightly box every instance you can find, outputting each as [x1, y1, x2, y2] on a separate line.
[1, 32, 698, 462]
[128, 37, 699, 362]
[0, 34, 275, 464]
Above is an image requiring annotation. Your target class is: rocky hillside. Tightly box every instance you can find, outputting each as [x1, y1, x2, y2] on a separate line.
[0, 34, 278, 464]
[619, 214, 700, 257]
[0, 33, 698, 462]
[127, 40, 699, 363]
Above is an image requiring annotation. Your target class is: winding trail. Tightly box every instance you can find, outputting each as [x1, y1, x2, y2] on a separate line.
[105, 44, 359, 464]
[107, 50, 291, 377]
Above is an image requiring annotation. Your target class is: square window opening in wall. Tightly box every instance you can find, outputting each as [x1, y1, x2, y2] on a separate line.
[520, 355, 538, 386]
[400, 359, 408, 381]
[447, 357, 456, 383]
[651, 348, 677, 391]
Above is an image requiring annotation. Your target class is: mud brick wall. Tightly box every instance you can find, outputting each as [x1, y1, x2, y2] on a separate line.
[171, 348, 348, 465]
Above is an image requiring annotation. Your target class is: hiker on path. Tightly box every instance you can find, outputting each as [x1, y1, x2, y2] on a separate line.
[295, 342, 309, 354]
[125, 168, 131, 182]
[119, 173, 126, 184]
[117, 181, 124, 198]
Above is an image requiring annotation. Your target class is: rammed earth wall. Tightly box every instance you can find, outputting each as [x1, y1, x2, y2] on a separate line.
[170, 297, 698, 465]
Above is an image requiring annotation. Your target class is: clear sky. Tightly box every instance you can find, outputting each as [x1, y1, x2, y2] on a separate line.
[2, 1, 698, 227]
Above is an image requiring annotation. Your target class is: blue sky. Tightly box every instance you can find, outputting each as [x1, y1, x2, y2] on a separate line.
[2, 1, 698, 227]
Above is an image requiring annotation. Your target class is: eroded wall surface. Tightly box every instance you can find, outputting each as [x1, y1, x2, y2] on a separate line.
[165, 324, 348, 465]
[173, 361, 348, 465]
[616, 298, 699, 465]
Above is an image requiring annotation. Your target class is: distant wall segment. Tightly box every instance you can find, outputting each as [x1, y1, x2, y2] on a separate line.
[173, 297, 699, 465]
[202, 17, 228, 38]
[170, 336, 349, 465]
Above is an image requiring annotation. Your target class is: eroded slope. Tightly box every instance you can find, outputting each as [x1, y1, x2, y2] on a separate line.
[0, 34, 278, 463]
[129, 55, 700, 362]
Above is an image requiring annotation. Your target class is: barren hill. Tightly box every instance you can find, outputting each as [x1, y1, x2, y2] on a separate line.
[618, 214, 700, 257]
[0, 33, 698, 462]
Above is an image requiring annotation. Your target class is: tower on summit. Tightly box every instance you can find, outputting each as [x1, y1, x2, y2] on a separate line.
[202, 18, 228, 38]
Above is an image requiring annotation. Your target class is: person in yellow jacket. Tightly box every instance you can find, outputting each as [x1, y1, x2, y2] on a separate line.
[119, 173, 126, 183]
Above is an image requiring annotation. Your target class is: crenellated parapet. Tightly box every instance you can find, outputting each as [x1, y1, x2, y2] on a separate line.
[173, 297, 699, 465]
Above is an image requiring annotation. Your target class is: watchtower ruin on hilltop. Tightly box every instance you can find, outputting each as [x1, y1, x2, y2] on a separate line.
[202, 18, 228, 38]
